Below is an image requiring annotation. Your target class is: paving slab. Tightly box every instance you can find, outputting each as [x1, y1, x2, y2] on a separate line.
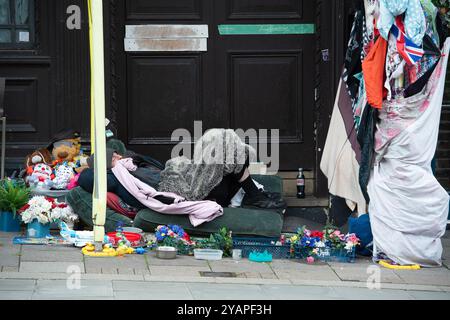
[0, 244, 20, 269]
[113, 281, 193, 300]
[20, 261, 85, 273]
[394, 268, 450, 286]
[187, 283, 270, 300]
[329, 262, 406, 284]
[0, 290, 33, 300]
[331, 287, 414, 300]
[1, 266, 19, 272]
[273, 264, 341, 281]
[144, 275, 217, 283]
[33, 279, 114, 299]
[146, 252, 209, 267]
[84, 255, 148, 274]
[0, 232, 21, 240]
[209, 259, 274, 274]
[407, 290, 450, 300]
[260, 284, 339, 300]
[149, 266, 211, 277]
[20, 245, 79, 252]
[20, 249, 83, 262]
[0, 279, 36, 291]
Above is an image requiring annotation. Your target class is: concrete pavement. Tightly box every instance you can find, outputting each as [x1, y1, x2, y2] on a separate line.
[1, 231, 450, 300]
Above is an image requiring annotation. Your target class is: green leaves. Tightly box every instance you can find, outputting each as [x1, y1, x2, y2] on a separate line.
[0, 179, 31, 217]
[191, 227, 233, 257]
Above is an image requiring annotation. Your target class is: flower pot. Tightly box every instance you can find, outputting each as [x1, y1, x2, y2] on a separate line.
[26, 219, 51, 238]
[0, 211, 22, 232]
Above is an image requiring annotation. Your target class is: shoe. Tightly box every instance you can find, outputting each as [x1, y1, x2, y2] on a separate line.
[242, 192, 287, 210]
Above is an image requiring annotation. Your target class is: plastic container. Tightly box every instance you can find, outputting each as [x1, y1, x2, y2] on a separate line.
[0, 211, 22, 232]
[232, 237, 291, 259]
[106, 232, 142, 247]
[249, 251, 273, 263]
[194, 249, 223, 261]
[26, 220, 51, 238]
[294, 244, 356, 263]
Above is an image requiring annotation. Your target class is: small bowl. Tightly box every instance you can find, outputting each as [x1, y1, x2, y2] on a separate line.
[155, 246, 177, 259]
[122, 227, 144, 234]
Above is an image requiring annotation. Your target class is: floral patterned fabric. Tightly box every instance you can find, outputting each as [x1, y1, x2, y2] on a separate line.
[378, 0, 426, 46]
[368, 39, 450, 267]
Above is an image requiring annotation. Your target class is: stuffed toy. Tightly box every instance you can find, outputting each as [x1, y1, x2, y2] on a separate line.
[52, 164, 75, 190]
[49, 130, 89, 174]
[26, 163, 54, 190]
[24, 148, 53, 176]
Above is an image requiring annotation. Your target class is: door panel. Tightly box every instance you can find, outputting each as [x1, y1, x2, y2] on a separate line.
[127, 54, 202, 144]
[230, 52, 302, 141]
[126, 0, 204, 21]
[214, 0, 317, 170]
[227, 0, 303, 20]
[115, 0, 317, 171]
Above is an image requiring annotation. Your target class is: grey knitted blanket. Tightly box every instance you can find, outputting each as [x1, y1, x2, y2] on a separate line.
[158, 129, 256, 201]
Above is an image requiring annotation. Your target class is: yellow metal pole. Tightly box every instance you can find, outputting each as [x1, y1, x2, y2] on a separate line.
[88, 0, 107, 244]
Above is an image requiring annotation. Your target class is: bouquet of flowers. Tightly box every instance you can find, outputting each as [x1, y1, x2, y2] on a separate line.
[19, 196, 78, 225]
[154, 225, 193, 254]
[289, 225, 360, 263]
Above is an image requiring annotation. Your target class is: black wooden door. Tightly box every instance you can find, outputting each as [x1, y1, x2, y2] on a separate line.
[1, 0, 90, 171]
[111, 0, 317, 171]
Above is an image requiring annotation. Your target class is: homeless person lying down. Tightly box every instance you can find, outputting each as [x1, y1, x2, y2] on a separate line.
[77, 129, 286, 227]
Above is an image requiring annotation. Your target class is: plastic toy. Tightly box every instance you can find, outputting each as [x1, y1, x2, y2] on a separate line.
[248, 250, 273, 263]
[378, 259, 421, 270]
[135, 247, 146, 255]
[81, 243, 136, 257]
[59, 221, 109, 247]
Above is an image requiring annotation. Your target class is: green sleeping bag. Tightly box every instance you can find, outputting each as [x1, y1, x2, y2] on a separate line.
[67, 175, 284, 237]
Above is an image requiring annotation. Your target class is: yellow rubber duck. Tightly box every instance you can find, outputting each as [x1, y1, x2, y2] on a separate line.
[81, 243, 136, 257]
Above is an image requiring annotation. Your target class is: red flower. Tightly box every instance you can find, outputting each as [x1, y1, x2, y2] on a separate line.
[18, 203, 30, 213]
[182, 233, 191, 243]
[310, 231, 324, 239]
[45, 197, 55, 203]
[57, 203, 68, 208]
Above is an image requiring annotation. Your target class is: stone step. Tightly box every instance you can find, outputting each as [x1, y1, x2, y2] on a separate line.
[285, 196, 329, 208]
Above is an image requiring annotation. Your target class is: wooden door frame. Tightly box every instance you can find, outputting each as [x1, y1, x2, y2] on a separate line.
[103, 0, 347, 199]
[314, 0, 346, 197]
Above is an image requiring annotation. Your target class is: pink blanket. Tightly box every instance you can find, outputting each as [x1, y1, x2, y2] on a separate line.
[111, 158, 223, 227]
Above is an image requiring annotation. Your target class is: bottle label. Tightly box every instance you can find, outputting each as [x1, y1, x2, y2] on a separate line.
[297, 179, 305, 186]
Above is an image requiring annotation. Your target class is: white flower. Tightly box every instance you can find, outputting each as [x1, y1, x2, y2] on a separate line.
[315, 241, 326, 248]
[20, 196, 77, 225]
[345, 242, 354, 251]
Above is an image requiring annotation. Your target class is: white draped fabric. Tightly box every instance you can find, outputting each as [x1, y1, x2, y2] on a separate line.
[368, 38, 450, 267]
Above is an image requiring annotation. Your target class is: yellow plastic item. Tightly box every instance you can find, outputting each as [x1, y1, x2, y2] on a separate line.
[379, 259, 421, 270]
[81, 243, 135, 257]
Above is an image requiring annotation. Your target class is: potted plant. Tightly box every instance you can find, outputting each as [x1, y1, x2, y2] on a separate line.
[0, 179, 30, 232]
[19, 196, 77, 238]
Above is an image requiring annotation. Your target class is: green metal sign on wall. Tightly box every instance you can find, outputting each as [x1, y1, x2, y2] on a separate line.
[218, 24, 315, 35]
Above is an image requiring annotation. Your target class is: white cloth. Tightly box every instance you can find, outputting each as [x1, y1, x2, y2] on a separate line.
[320, 81, 368, 215]
[368, 38, 450, 267]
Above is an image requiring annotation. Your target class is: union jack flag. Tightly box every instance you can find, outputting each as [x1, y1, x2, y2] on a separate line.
[390, 16, 424, 66]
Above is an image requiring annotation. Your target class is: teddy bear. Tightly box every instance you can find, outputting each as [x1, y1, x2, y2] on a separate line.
[26, 163, 54, 190]
[24, 148, 53, 176]
[50, 130, 89, 173]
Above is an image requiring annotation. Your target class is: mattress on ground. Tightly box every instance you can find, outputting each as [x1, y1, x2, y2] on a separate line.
[67, 175, 284, 237]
